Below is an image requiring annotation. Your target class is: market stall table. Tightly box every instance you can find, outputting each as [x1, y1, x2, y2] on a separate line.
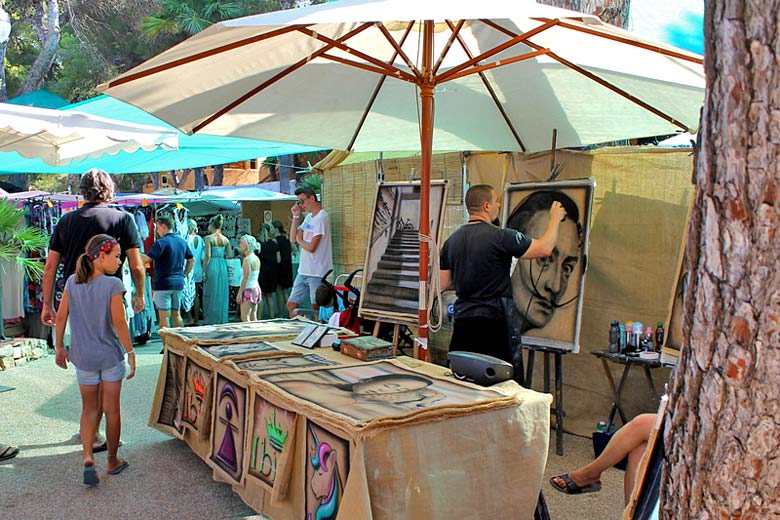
[151, 319, 552, 519]
[591, 350, 663, 426]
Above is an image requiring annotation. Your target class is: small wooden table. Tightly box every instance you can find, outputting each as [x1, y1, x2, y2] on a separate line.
[591, 350, 662, 427]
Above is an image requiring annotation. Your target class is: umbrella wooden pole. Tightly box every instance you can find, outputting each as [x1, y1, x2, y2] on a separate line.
[416, 20, 434, 362]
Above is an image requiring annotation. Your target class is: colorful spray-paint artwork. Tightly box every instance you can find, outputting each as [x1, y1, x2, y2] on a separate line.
[247, 396, 296, 488]
[199, 341, 287, 360]
[157, 350, 185, 436]
[305, 421, 349, 520]
[210, 373, 247, 483]
[234, 354, 339, 374]
[181, 357, 212, 436]
[262, 361, 501, 422]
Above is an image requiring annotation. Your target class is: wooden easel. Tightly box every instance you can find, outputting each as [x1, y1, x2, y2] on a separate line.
[372, 320, 403, 355]
[623, 395, 669, 519]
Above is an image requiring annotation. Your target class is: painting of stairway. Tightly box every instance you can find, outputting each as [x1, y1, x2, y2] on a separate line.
[359, 181, 448, 323]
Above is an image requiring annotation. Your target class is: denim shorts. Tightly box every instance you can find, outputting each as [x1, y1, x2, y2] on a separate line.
[288, 274, 322, 305]
[76, 360, 126, 386]
[153, 289, 181, 311]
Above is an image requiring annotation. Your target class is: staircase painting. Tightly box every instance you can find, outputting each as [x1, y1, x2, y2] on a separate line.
[362, 228, 423, 316]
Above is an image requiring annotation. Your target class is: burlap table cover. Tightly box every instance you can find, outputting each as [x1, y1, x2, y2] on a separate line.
[152, 328, 552, 520]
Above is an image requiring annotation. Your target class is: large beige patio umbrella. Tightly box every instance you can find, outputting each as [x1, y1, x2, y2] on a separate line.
[0, 103, 178, 166]
[104, 0, 704, 360]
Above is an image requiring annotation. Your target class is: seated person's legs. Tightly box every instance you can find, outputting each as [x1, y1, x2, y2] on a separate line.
[550, 413, 656, 496]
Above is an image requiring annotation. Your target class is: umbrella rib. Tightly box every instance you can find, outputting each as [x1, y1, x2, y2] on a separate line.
[436, 19, 560, 84]
[439, 49, 549, 82]
[375, 22, 423, 81]
[432, 20, 466, 76]
[533, 18, 703, 65]
[297, 27, 417, 83]
[192, 24, 379, 133]
[483, 19, 693, 131]
[525, 39, 691, 131]
[319, 53, 417, 83]
[347, 23, 416, 151]
[442, 21, 526, 152]
[109, 25, 308, 88]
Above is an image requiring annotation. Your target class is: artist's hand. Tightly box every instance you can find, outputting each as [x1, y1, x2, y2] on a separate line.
[41, 304, 56, 327]
[132, 294, 145, 314]
[55, 347, 68, 369]
[550, 201, 567, 222]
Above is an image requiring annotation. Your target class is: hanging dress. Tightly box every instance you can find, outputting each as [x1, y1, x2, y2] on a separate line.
[203, 245, 229, 324]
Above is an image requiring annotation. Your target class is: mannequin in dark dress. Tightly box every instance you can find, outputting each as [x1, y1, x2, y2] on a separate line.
[256, 223, 280, 318]
[272, 220, 294, 317]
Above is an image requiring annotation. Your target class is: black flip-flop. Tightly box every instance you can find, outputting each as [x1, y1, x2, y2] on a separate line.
[0, 445, 19, 462]
[83, 465, 99, 486]
[549, 474, 602, 495]
[108, 461, 129, 475]
[93, 440, 123, 453]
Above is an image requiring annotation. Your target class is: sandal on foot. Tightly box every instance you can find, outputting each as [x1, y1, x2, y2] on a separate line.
[107, 461, 129, 475]
[0, 445, 19, 462]
[549, 474, 601, 495]
[83, 465, 99, 486]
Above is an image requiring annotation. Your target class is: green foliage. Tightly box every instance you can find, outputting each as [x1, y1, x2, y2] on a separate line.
[142, 0, 245, 42]
[299, 172, 322, 194]
[0, 198, 49, 281]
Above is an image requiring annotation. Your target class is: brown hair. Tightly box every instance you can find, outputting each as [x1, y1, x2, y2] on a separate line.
[79, 169, 115, 202]
[465, 184, 495, 213]
[209, 214, 224, 230]
[75, 234, 117, 284]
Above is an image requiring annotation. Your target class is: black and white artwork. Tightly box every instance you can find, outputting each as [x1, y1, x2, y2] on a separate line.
[502, 178, 594, 352]
[359, 180, 448, 324]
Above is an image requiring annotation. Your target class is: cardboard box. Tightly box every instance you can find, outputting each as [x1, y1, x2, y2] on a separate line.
[340, 336, 395, 361]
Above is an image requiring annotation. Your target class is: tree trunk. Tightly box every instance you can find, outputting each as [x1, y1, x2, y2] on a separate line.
[660, 2, 780, 518]
[278, 154, 294, 193]
[212, 164, 224, 186]
[194, 167, 206, 190]
[537, 0, 629, 28]
[0, 7, 10, 102]
[18, 0, 60, 95]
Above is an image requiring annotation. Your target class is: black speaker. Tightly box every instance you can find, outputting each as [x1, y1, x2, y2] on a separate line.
[447, 351, 514, 386]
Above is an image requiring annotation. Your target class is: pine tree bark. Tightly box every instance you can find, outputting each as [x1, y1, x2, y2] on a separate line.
[660, 2, 780, 518]
[212, 164, 224, 186]
[18, 0, 60, 95]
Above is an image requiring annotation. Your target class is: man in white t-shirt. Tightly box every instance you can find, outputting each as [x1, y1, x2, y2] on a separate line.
[286, 186, 333, 317]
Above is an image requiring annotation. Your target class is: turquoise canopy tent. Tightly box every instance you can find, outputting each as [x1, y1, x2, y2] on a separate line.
[0, 95, 323, 174]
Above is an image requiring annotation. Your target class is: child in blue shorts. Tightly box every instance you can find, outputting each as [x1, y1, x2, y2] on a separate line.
[55, 234, 135, 486]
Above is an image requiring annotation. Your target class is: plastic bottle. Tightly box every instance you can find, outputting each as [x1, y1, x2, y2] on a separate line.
[596, 420, 608, 433]
[609, 321, 621, 353]
[619, 325, 626, 352]
[642, 327, 654, 351]
[624, 321, 634, 352]
[655, 322, 665, 351]
[631, 322, 644, 352]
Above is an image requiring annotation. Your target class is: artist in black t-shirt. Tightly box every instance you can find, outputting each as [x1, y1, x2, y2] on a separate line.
[41, 169, 146, 327]
[439, 184, 567, 362]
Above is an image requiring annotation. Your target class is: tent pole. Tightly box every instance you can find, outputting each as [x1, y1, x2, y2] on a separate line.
[416, 20, 434, 362]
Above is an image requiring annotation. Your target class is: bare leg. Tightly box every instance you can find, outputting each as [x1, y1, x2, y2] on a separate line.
[79, 384, 100, 467]
[263, 294, 276, 319]
[171, 309, 184, 328]
[101, 380, 126, 473]
[158, 309, 170, 329]
[286, 301, 298, 318]
[624, 441, 648, 504]
[552, 413, 656, 489]
[240, 301, 250, 322]
[248, 302, 258, 321]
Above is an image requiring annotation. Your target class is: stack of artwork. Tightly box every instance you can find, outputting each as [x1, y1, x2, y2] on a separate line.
[149, 326, 517, 519]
